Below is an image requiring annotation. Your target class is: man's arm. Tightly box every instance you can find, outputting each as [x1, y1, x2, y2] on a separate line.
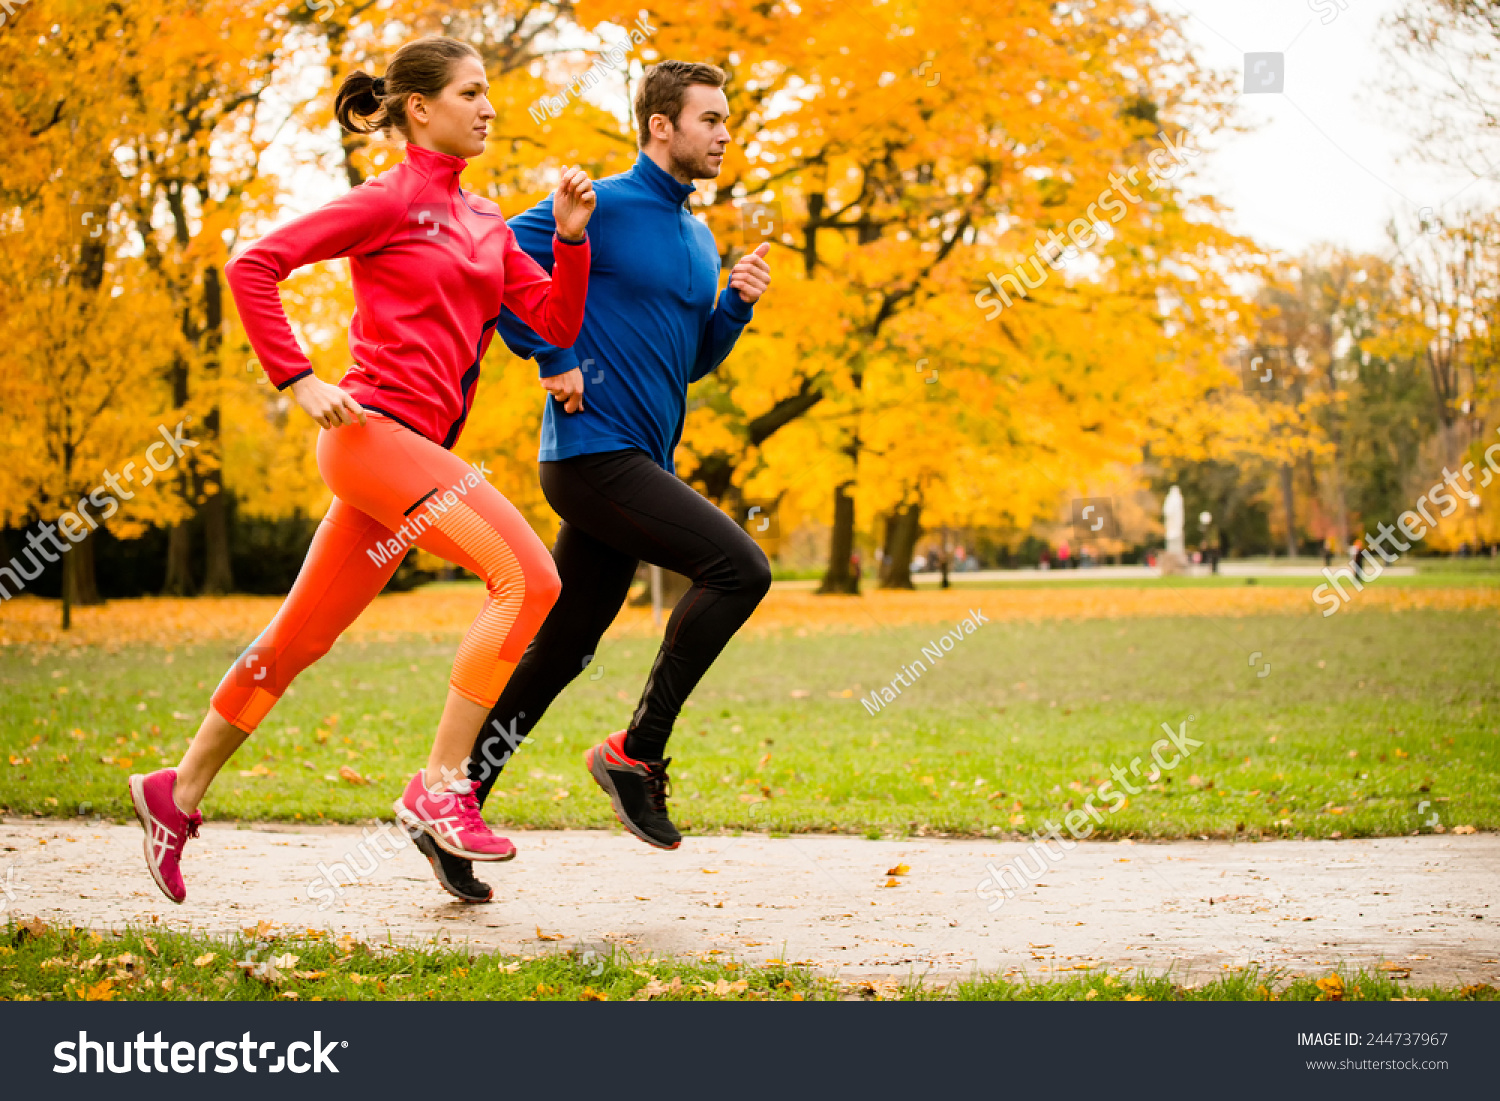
[494, 194, 583, 378]
[689, 285, 755, 383]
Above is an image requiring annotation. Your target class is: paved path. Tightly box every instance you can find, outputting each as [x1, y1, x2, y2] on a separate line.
[2, 820, 1495, 985]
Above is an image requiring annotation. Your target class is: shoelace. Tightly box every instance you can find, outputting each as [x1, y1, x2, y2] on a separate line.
[174, 812, 202, 855]
[451, 789, 490, 835]
[643, 760, 672, 815]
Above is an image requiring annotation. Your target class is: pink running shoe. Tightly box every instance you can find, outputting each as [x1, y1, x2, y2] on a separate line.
[128, 769, 202, 904]
[393, 771, 517, 862]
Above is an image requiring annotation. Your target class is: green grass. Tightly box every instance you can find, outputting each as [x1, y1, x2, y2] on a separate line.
[2, 921, 1493, 1002]
[1, 608, 1496, 839]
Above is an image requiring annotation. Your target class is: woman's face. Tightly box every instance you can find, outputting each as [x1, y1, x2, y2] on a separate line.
[408, 56, 494, 159]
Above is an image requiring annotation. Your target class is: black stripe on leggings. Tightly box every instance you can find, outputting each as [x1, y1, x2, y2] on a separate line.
[404, 488, 439, 517]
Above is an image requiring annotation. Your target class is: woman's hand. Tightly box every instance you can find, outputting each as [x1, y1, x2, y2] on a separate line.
[541, 367, 585, 413]
[290, 375, 366, 429]
[552, 166, 596, 242]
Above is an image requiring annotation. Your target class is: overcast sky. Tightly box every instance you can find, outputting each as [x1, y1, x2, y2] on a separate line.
[268, 0, 1490, 260]
[1166, 0, 1491, 257]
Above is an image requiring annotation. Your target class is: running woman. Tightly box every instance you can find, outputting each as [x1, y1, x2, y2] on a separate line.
[415, 60, 773, 898]
[127, 36, 595, 905]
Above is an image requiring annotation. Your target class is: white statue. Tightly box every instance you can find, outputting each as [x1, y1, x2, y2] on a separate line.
[1163, 485, 1185, 557]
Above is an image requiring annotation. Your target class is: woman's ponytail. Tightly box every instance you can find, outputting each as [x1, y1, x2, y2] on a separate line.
[335, 69, 388, 135]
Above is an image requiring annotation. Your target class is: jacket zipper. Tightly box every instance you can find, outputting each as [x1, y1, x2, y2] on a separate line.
[450, 172, 475, 260]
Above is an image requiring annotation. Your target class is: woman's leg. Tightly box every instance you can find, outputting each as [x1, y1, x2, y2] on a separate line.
[131, 494, 399, 903]
[176, 497, 402, 811]
[317, 415, 560, 857]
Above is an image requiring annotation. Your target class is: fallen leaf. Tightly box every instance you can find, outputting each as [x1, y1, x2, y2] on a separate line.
[885, 864, 910, 877]
[82, 979, 116, 1002]
[338, 766, 369, 785]
[193, 953, 217, 967]
[536, 927, 563, 941]
[1453, 825, 1476, 835]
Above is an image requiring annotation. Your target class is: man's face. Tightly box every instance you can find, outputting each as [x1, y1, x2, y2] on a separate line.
[661, 84, 731, 179]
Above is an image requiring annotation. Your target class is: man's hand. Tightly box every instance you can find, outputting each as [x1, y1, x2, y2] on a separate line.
[541, 367, 585, 413]
[729, 242, 771, 305]
[553, 166, 596, 242]
[290, 375, 366, 429]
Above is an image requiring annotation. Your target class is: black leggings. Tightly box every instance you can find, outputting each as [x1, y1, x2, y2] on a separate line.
[467, 448, 772, 806]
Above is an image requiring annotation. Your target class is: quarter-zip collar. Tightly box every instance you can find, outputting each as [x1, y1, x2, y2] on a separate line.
[403, 142, 476, 259]
[632, 150, 697, 209]
[404, 141, 470, 185]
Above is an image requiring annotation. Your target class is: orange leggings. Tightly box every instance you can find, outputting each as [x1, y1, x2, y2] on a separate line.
[211, 413, 560, 733]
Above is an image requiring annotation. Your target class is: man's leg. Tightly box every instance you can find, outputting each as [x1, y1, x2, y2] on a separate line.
[537, 450, 771, 847]
[550, 450, 772, 760]
[468, 517, 639, 807]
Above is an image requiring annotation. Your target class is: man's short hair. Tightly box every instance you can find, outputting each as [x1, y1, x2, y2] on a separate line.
[634, 60, 727, 146]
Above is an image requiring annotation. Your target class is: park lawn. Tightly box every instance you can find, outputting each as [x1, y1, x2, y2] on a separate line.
[2, 921, 1494, 1002]
[1, 602, 1495, 840]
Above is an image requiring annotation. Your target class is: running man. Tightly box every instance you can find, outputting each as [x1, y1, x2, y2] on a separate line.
[418, 60, 774, 902]
[128, 36, 595, 904]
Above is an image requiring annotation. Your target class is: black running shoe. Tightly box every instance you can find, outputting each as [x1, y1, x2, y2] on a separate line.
[408, 826, 493, 903]
[584, 729, 682, 849]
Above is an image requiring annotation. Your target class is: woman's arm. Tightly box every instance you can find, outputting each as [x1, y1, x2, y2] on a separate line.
[224, 184, 400, 424]
[498, 168, 595, 350]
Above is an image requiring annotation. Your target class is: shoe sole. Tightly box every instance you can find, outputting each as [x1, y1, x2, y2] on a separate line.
[585, 746, 682, 851]
[408, 829, 493, 903]
[392, 800, 517, 863]
[128, 774, 186, 905]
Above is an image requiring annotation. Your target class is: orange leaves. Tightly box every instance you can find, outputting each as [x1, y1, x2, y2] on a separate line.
[1314, 974, 1345, 1001]
[7, 584, 1498, 649]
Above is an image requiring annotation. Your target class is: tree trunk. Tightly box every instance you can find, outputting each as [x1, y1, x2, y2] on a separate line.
[878, 503, 921, 589]
[818, 481, 859, 594]
[200, 264, 233, 594]
[162, 521, 194, 595]
[627, 565, 693, 608]
[1280, 462, 1298, 558]
[64, 536, 103, 606]
[200, 473, 233, 594]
